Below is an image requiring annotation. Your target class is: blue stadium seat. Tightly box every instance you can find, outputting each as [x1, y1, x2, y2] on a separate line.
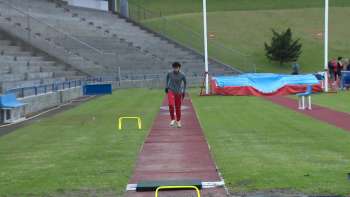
[0, 94, 28, 123]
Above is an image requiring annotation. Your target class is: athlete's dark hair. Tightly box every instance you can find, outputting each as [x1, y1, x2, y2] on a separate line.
[172, 62, 181, 68]
[338, 56, 343, 61]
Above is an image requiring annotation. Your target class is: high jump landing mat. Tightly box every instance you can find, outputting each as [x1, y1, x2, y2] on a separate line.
[211, 73, 323, 96]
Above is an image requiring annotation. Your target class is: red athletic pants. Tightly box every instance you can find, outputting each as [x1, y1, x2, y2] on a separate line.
[168, 91, 182, 121]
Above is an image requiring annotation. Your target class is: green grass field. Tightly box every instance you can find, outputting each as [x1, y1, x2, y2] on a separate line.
[0, 88, 163, 196]
[130, 0, 348, 16]
[189, 89, 350, 195]
[136, 7, 350, 73]
[1, 87, 350, 196]
[288, 89, 350, 114]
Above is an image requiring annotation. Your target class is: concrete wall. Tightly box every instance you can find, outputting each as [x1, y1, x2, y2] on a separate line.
[59, 87, 83, 103]
[63, 0, 108, 11]
[18, 91, 60, 115]
[15, 87, 82, 116]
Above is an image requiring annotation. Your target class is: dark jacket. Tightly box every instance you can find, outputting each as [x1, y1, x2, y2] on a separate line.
[337, 61, 343, 75]
[328, 61, 335, 72]
[292, 63, 299, 74]
[346, 64, 350, 71]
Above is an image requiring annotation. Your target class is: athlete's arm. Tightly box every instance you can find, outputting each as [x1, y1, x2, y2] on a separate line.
[182, 74, 187, 99]
[165, 72, 170, 93]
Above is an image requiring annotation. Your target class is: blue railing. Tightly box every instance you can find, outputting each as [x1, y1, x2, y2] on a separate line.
[56, 79, 82, 91]
[6, 83, 55, 98]
[185, 72, 215, 77]
[85, 77, 101, 85]
[70, 79, 82, 87]
[118, 74, 167, 80]
[100, 76, 120, 82]
[37, 83, 55, 94]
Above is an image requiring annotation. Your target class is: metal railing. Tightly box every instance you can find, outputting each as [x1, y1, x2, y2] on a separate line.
[70, 79, 82, 87]
[56, 79, 82, 91]
[6, 83, 55, 98]
[127, 0, 255, 73]
[0, 0, 118, 76]
[85, 77, 101, 85]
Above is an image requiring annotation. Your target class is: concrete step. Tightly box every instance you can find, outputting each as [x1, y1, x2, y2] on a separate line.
[53, 71, 77, 77]
[0, 73, 26, 82]
[27, 72, 54, 80]
[0, 67, 11, 74]
[16, 56, 46, 61]
[41, 77, 66, 84]
[0, 55, 15, 61]
[2, 51, 33, 56]
[83, 66, 103, 76]
[65, 75, 87, 82]
[0, 46, 23, 51]
[68, 60, 97, 68]
[29, 61, 56, 67]
[1, 62, 30, 69]
[41, 66, 67, 72]
[0, 79, 41, 92]
[18, 19, 143, 33]
[0, 40, 12, 46]
[12, 66, 41, 74]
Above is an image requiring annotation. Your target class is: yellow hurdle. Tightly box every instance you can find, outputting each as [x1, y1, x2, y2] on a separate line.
[155, 186, 200, 197]
[118, 117, 141, 130]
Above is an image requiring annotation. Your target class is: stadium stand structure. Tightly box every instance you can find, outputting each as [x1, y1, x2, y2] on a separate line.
[0, 33, 87, 94]
[0, 0, 237, 84]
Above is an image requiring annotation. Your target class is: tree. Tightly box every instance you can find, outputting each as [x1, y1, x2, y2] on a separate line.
[264, 28, 302, 66]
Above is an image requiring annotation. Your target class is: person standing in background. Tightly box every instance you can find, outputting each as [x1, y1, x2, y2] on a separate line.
[337, 57, 343, 88]
[328, 59, 335, 82]
[291, 59, 299, 75]
[332, 59, 338, 85]
[346, 60, 350, 71]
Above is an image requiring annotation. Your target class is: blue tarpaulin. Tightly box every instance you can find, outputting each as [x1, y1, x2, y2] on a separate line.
[214, 74, 320, 92]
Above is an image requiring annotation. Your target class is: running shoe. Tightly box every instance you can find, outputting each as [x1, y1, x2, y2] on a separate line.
[177, 120, 181, 128]
[170, 120, 176, 126]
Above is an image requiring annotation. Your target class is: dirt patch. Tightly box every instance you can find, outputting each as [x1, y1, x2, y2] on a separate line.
[236, 180, 254, 187]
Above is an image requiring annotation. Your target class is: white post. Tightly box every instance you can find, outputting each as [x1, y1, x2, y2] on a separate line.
[203, 0, 209, 94]
[324, 0, 329, 92]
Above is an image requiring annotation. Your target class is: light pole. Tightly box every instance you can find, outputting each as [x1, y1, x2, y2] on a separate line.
[324, 0, 329, 92]
[203, 0, 209, 94]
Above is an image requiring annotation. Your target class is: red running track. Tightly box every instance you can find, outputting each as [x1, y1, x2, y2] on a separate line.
[262, 96, 350, 132]
[126, 92, 227, 197]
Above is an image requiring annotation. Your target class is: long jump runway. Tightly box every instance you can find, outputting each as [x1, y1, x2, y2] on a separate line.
[262, 96, 350, 132]
[126, 92, 227, 197]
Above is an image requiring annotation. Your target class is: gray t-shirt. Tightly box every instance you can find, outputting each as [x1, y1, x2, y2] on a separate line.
[166, 70, 187, 94]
